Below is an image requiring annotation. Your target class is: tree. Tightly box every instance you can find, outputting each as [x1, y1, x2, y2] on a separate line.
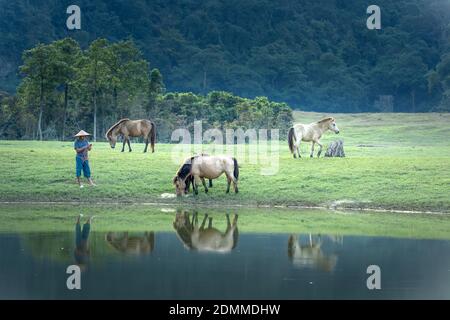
[52, 38, 82, 140]
[19, 43, 59, 140]
[105, 39, 149, 117]
[428, 54, 450, 111]
[147, 68, 165, 117]
[77, 38, 111, 141]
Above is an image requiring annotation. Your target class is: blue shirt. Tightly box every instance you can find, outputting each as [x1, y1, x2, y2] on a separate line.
[74, 139, 89, 161]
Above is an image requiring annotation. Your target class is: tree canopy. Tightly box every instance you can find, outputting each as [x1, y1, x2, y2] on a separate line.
[1, 38, 292, 141]
[1, 0, 449, 112]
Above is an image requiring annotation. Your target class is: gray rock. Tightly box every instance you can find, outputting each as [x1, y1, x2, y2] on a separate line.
[325, 140, 345, 157]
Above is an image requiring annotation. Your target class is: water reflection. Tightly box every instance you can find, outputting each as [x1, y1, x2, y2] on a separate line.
[173, 211, 239, 253]
[74, 215, 93, 271]
[4, 207, 450, 299]
[288, 234, 341, 272]
[105, 232, 155, 255]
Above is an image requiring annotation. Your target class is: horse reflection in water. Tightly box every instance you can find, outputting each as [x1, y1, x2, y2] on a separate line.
[105, 232, 155, 255]
[174, 211, 239, 253]
[288, 234, 342, 272]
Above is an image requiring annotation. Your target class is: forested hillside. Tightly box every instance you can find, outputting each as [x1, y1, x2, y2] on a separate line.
[0, 38, 292, 141]
[1, 0, 450, 113]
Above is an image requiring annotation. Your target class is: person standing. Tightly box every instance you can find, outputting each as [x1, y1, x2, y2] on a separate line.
[74, 130, 96, 188]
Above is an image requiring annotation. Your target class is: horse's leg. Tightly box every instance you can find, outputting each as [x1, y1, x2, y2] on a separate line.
[310, 142, 315, 158]
[186, 176, 192, 192]
[201, 178, 209, 193]
[225, 213, 231, 232]
[208, 217, 213, 229]
[143, 137, 149, 153]
[121, 138, 126, 152]
[226, 176, 231, 193]
[316, 141, 323, 158]
[200, 214, 208, 230]
[233, 214, 238, 226]
[194, 212, 198, 226]
[193, 176, 199, 195]
[127, 138, 132, 152]
[294, 134, 302, 158]
[209, 179, 213, 188]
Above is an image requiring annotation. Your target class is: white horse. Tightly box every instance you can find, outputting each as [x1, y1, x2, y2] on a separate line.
[173, 155, 239, 196]
[288, 117, 340, 158]
[173, 212, 239, 253]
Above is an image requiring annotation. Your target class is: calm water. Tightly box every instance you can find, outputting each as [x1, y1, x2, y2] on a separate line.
[0, 209, 450, 299]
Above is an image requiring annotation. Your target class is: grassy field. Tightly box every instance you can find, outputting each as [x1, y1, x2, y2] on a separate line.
[1, 112, 450, 212]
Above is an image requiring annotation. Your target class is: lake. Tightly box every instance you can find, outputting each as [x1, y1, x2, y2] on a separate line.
[0, 205, 449, 299]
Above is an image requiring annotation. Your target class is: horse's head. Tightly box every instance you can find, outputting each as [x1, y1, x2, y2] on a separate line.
[106, 132, 117, 149]
[173, 176, 187, 197]
[327, 118, 340, 134]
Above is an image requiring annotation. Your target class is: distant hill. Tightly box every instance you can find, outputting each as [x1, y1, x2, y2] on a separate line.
[1, 0, 449, 112]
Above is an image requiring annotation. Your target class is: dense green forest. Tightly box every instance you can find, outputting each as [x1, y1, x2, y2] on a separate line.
[1, 0, 450, 113]
[0, 38, 292, 141]
[1, 0, 450, 141]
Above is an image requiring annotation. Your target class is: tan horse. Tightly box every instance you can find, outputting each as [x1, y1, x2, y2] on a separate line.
[288, 117, 340, 158]
[288, 234, 338, 272]
[106, 118, 156, 153]
[173, 155, 239, 196]
[105, 232, 155, 255]
[173, 211, 239, 253]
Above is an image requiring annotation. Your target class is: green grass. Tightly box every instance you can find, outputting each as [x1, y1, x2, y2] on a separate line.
[1, 204, 450, 240]
[1, 112, 450, 212]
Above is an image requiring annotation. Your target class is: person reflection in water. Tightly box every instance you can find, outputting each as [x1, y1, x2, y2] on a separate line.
[74, 214, 94, 271]
[173, 210, 239, 253]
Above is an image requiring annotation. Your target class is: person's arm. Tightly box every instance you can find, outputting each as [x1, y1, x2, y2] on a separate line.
[75, 145, 88, 153]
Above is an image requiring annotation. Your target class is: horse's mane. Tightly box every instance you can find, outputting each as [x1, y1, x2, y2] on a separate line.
[105, 118, 130, 138]
[317, 117, 334, 124]
[174, 157, 196, 181]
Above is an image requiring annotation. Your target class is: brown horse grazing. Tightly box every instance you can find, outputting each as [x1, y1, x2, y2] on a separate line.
[105, 118, 156, 153]
[173, 155, 239, 196]
[173, 211, 239, 253]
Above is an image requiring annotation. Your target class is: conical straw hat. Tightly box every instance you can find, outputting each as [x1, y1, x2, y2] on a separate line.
[74, 130, 91, 137]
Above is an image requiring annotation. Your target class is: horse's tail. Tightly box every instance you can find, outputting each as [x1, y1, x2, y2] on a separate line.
[233, 158, 239, 181]
[150, 121, 156, 153]
[288, 127, 296, 153]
